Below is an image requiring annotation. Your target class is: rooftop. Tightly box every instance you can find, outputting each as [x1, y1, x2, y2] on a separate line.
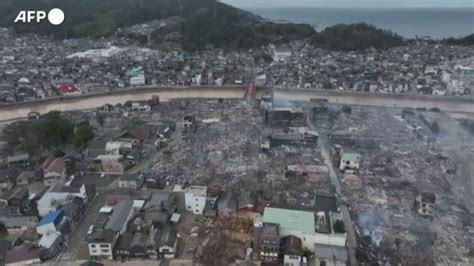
[261, 222, 279, 236]
[341, 152, 361, 163]
[105, 199, 133, 232]
[314, 244, 348, 262]
[263, 206, 315, 235]
[37, 209, 64, 226]
[186, 186, 207, 197]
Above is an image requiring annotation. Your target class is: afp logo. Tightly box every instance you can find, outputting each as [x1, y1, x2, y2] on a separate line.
[14, 8, 65, 25]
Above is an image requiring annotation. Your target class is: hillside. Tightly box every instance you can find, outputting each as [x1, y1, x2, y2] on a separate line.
[1, 1, 409, 51]
[444, 34, 474, 46]
[0, 0, 315, 50]
[311, 23, 404, 51]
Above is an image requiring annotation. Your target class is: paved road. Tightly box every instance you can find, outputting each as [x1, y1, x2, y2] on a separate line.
[308, 115, 358, 266]
[57, 193, 105, 262]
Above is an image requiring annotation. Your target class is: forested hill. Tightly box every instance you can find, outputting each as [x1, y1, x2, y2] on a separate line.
[0, 0, 408, 51]
[0, 0, 256, 38]
[0, 0, 315, 50]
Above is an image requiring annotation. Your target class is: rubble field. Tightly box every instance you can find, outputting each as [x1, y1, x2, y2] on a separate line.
[312, 104, 473, 265]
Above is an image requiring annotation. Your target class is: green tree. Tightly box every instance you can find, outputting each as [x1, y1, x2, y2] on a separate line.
[73, 124, 95, 147]
[311, 23, 404, 51]
[35, 111, 74, 148]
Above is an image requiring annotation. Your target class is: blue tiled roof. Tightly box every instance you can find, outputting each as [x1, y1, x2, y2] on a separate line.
[38, 209, 64, 226]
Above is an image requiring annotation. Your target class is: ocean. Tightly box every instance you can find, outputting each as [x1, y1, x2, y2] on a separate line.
[246, 7, 474, 39]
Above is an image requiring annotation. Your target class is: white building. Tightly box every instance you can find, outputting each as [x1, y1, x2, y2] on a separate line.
[67, 46, 124, 59]
[105, 141, 132, 155]
[273, 50, 291, 62]
[262, 206, 346, 252]
[37, 185, 87, 216]
[339, 152, 361, 172]
[185, 186, 207, 215]
[130, 74, 146, 86]
[88, 229, 118, 260]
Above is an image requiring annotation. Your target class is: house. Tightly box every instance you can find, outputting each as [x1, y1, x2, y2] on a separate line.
[144, 210, 170, 230]
[217, 191, 237, 218]
[5, 243, 41, 266]
[37, 185, 87, 216]
[105, 199, 134, 234]
[114, 232, 133, 260]
[87, 140, 107, 158]
[158, 227, 178, 259]
[88, 229, 118, 260]
[41, 156, 67, 186]
[36, 209, 64, 235]
[6, 154, 30, 168]
[0, 174, 13, 192]
[61, 197, 84, 223]
[281, 235, 305, 266]
[262, 205, 346, 252]
[120, 124, 151, 143]
[118, 174, 144, 190]
[58, 84, 81, 96]
[130, 74, 146, 86]
[99, 104, 114, 112]
[96, 155, 126, 174]
[185, 186, 207, 215]
[129, 233, 148, 258]
[314, 244, 348, 266]
[39, 231, 62, 259]
[16, 171, 38, 186]
[273, 49, 291, 62]
[105, 141, 132, 155]
[20, 228, 40, 245]
[254, 221, 280, 263]
[0, 216, 37, 236]
[0, 187, 29, 207]
[144, 192, 172, 211]
[339, 152, 361, 171]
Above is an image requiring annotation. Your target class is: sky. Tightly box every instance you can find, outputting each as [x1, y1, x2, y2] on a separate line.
[221, 0, 474, 8]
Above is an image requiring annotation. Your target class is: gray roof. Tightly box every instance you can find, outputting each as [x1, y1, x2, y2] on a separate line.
[160, 226, 177, 247]
[61, 201, 81, 218]
[16, 171, 36, 182]
[7, 154, 29, 164]
[89, 229, 116, 244]
[314, 193, 338, 213]
[0, 216, 35, 227]
[144, 210, 168, 228]
[117, 232, 133, 250]
[314, 244, 348, 262]
[130, 232, 147, 248]
[144, 192, 170, 210]
[105, 199, 133, 232]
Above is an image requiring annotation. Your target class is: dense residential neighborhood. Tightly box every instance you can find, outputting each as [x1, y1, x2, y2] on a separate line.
[0, 26, 473, 105]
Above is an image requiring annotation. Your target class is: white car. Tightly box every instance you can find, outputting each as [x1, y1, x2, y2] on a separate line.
[87, 225, 94, 235]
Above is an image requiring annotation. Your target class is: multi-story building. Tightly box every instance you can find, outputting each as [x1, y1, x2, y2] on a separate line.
[185, 186, 207, 215]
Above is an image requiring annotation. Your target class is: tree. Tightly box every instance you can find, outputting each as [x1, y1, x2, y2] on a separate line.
[35, 111, 74, 148]
[311, 23, 404, 51]
[73, 124, 95, 147]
